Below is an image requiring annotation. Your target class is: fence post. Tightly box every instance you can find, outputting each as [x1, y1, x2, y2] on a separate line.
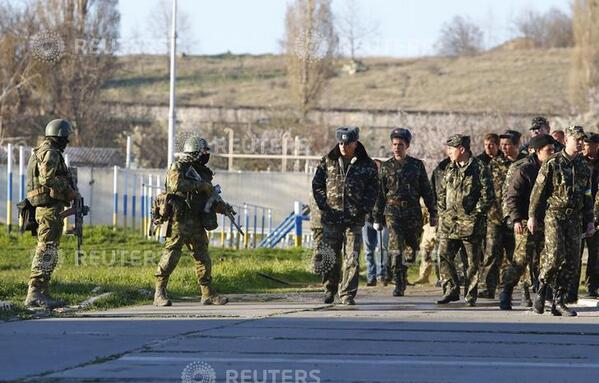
[243, 203, 249, 248]
[220, 214, 226, 247]
[224, 128, 234, 171]
[294, 201, 302, 247]
[6, 144, 12, 233]
[18, 145, 24, 230]
[140, 178, 145, 236]
[132, 174, 137, 230]
[112, 166, 118, 229]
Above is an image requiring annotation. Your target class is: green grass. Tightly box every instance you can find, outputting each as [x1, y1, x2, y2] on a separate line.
[0, 225, 320, 320]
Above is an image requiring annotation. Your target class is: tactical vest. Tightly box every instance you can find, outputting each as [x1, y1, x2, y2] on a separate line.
[26, 144, 69, 207]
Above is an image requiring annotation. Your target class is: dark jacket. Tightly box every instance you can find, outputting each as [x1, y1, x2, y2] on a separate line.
[504, 154, 541, 223]
[312, 142, 379, 226]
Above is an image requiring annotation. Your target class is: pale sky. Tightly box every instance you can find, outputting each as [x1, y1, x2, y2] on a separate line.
[119, 0, 571, 57]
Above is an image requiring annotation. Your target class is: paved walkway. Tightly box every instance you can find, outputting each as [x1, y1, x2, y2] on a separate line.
[1, 286, 598, 382]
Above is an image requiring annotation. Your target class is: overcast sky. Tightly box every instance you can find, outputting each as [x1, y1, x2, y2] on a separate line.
[119, 0, 571, 57]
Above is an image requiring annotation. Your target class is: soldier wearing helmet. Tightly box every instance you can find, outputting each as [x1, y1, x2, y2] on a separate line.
[24, 119, 79, 308]
[153, 136, 231, 306]
[373, 128, 437, 296]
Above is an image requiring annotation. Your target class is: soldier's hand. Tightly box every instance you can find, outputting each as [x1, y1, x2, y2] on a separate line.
[429, 216, 437, 227]
[373, 222, 384, 231]
[513, 221, 524, 235]
[527, 218, 536, 234]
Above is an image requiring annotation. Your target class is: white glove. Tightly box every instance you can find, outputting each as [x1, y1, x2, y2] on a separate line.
[373, 223, 383, 231]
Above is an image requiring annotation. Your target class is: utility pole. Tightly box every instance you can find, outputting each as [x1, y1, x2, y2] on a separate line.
[167, 0, 177, 167]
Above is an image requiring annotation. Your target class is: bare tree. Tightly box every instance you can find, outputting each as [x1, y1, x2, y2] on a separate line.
[284, 0, 337, 120]
[336, 0, 378, 60]
[435, 16, 484, 57]
[570, 0, 599, 112]
[147, 0, 194, 70]
[31, 0, 121, 146]
[514, 8, 573, 48]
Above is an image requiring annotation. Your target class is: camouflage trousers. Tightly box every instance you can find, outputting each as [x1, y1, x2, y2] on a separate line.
[438, 237, 482, 302]
[321, 223, 362, 299]
[570, 230, 599, 297]
[539, 213, 582, 295]
[155, 220, 215, 297]
[479, 223, 515, 295]
[502, 220, 544, 289]
[386, 215, 423, 283]
[28, 205, 64, 291]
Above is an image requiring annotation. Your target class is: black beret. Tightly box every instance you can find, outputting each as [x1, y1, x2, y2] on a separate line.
[585, 132, 599, 143]
[529, 134, 556, 149]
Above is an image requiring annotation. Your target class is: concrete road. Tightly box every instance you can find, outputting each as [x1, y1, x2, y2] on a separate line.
[1, 286, 599, 382]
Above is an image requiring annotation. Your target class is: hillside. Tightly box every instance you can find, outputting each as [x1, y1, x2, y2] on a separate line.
[104, 48, 572, 115]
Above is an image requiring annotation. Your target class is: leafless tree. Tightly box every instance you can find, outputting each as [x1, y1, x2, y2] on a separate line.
[147, 0, 194, 71]
[514, 8, 573, 48]
[336, 0, 378, 59]
[570, 0, 599, 112]
[435, 16, 484, 57]
[284, 0, 337, 120]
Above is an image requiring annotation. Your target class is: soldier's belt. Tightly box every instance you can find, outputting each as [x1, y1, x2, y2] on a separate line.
[387, 199, 415, 208]
[26, 186, 49, 200]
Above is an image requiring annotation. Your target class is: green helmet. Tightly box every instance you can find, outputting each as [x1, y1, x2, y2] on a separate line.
[183, 136, 210, 154]
[45, 119, 72, 137]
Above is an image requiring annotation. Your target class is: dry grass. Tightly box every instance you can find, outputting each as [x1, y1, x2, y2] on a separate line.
[104, 49, 572, 115]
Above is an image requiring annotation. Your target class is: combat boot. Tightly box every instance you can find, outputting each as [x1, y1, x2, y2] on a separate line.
[324, 291, 335, 304]
[436, 290, 460, 304]
[587, 285, 598, 298]
[201, 295, 229, 305]
[24, 285, 63, 309]
[533, 283, 547, 314]
[340, 296, 356, 305]
[153, 281, 172, 307]
[521, 285, 533, 308]
[499, 285, 513, 310]
[393, 268, 406, 296]
[551, 292, 577, 317]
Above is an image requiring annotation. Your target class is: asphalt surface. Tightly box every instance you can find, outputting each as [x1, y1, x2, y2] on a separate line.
[1, 286, 599, 383]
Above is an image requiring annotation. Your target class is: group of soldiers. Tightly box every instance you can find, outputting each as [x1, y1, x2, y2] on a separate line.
[21, 117, 599, 318]
[23, 119, 230, 308]
[312, 117, 599, 316]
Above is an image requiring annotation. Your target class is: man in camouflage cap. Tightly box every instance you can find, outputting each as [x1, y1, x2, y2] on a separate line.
[24, 119, 79, 308]
[499, 134, 555, 310]
[373, 128, 437, 296]
[312, 126, 379, 305]
[529, 125, 595, 316]
[154, 136, 231, 306]
[478, 130, 527, 299]
[436, 134, 494, 306]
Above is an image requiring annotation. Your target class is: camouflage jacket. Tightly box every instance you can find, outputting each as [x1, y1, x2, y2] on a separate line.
[431, 157, 451, 201]
[487, 153, 526, 225]
[584, 156, 599, 202]
[529, 151, 593, 225]
[26, 139, 73, 206]
[437, 156, 494, 239]
[312, 142, 379, 226]
[165, 155, 215, 220]
[504, 154, 540, 223]
[373, 156, 436, 228]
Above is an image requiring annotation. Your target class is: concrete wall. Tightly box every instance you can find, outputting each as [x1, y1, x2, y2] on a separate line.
[0, 165, 312, 227]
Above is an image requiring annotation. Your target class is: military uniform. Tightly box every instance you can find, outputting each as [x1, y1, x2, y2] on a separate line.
[373, 155, 436, 295]
[529, 128, 593, 316]
[154, 137, 228, 306]
[437, 136, 494, 305]
[25, 119, 77, 308]
[478, 151, 526, 298]
[312, 128, 379, 305]
[500, 153, 546, 309]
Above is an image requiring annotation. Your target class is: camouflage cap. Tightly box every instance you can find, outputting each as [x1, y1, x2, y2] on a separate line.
[584, 132, 599, 143]
[446, 134, 470, 149]
[566, 125, 586, 139]
[528, 134, 556, 149]
[499, 129, 522, 143]
[530, 116, 550, 131]
[390, 128, 412, 144]
[336, 126, 359, 144]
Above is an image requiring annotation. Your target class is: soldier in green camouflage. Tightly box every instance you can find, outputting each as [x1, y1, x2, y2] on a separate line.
[529, 125, 595, 316]
[373, 128, 437, 296]
[478, 130, 526, 299]
[499, 134, 555, 310]
[312, 127, 379, 305]
[24, 119, 79, 308]
[154, 136, 230, 306]
[477, 133, 501, 165]
[436, 135, 494, 306]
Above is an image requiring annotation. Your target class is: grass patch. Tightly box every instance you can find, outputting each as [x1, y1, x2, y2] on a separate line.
[0, 225, 320, 320]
